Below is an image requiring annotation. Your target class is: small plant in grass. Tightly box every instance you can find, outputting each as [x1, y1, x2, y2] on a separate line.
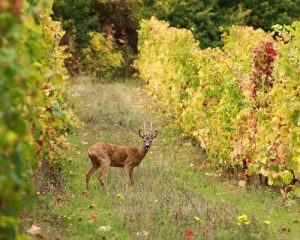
[237, 214, 251, 225]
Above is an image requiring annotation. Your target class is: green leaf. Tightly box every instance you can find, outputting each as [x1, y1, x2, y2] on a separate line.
[290, 110, 300, 125]
[282, 170, 293, 184]
[293, 185, 300, 198]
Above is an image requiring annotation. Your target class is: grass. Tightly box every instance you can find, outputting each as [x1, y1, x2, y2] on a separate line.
[23, 77, 300, 240]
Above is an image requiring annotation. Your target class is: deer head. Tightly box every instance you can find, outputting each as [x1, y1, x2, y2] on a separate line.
[138, 123, 158, 149]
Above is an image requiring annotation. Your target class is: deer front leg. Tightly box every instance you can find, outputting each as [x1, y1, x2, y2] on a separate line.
[129, 168, 134, 186]
[123, 166, 131, 191]
[98, 162, 110, 192]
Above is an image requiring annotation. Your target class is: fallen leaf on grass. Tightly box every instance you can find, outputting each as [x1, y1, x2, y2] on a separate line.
[116, 193, 125, 200]
[78, 207, 85, 212]
[279, 226, 290, 233]
[204, 172, 221, 177]
[88, 213, 98, 223]
[54, 201, 62, 209]
[238, 180, 247, 189]
[37, 161, 42, 168]
[136, 230, 149, 237]
[88, 203, 96, 209]
[27, 224, 41, 236]
[184, 230, 194, 239]
[279, 226, 286, 233]
[82, 191, 89, 198]
[97, 225, 112, 232]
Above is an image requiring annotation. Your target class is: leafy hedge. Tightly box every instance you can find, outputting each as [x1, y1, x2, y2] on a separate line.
[135, 18, 300, 188]
[0, 0, 80, 238]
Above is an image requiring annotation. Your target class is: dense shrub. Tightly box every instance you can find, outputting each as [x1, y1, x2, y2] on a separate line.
[53, 0, 137, 77]
[0, 0, 80, 238]
[135, 18, 300, 188]
[53, 0, 300, 50]
[53, 0, 141, 50]
[240, 0, 300, 31]
[82, 32, 124, 78]
[133, 0, 300, 48]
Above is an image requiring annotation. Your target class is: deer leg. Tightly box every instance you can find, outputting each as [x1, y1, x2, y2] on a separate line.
[97, 162, 109, 192]
[86, 164, 99, 191]
[123, 166, 131, 191]
[129, 168, 134, 186]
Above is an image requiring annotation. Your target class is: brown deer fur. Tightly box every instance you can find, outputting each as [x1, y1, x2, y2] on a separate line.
[86, 128, 157, 192]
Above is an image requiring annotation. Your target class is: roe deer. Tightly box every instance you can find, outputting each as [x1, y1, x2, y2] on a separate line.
[86, 123, 158, 192]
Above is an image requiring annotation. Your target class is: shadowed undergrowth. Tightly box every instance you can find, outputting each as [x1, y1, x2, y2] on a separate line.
[23, 78, 300, 240]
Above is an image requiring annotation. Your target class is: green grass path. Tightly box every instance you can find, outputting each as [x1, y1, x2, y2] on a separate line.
[27, 79, 300, 240]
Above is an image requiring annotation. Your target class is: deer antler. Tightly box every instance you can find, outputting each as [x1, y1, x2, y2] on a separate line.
[143, 122, 154, 133]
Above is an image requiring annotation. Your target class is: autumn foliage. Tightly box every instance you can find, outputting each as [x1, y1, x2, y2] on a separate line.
[0, 0, 80, 238]
[135, 18, 300, 187]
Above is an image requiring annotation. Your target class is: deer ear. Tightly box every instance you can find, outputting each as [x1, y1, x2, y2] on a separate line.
[138, 129, 145, 138]
[152, 130, 158, 139]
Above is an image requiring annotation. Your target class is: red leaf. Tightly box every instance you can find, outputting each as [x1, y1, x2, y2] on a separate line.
[185, 230, 194, 238]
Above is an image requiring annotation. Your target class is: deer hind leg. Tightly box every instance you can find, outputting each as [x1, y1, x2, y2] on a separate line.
[86, 163, 99, 191]
[86, 153, 100, 192]
[97, 160, 110, 192]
